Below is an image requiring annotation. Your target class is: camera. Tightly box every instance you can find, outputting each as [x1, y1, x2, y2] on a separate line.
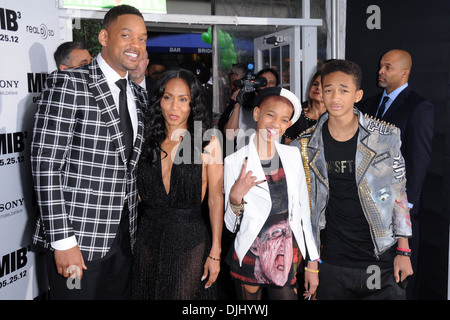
[234, 75, 267, 108]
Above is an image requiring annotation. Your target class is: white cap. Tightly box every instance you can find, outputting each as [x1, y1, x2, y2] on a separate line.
[253, 87, 301, 124]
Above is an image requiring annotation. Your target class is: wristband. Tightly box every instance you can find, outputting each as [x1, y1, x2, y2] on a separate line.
[308, 258, 322, 264]
[396, 247, 411, 257]
[230, 199, 246, 216]
[304, 267, 319, 274]
[396, 250, 411, 257]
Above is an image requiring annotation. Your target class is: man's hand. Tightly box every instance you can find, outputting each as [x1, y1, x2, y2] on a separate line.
[394, 238, 413, 283]
[54, 246, 87, 279]
[394, 255, 413, 283]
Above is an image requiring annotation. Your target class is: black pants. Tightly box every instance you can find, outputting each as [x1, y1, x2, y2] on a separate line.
[317, 261, 406, 300]
[46, 212, 132, 300]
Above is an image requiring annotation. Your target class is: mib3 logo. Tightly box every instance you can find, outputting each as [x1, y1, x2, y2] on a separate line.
[0, 247, 28, 278]
[0, 7, 20, 32]
[0, 131, 27, 155]
[28, 73, 47, 94]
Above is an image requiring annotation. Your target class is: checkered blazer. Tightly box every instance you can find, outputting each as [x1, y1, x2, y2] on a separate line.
[31, 57, 148, 261]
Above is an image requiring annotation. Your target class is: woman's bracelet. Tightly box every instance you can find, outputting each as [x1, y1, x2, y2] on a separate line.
[304, 267, 319, 274]
[208, 255, 221, 261]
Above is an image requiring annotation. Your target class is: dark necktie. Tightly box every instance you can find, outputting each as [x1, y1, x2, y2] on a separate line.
[376, 96, 389, 119]
[115, 79, 133, 160]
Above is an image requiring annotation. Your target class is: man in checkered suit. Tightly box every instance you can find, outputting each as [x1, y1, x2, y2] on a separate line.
[31, 5, 149, 299]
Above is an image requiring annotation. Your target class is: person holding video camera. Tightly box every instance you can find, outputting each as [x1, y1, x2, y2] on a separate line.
[219, 68, 279, 156]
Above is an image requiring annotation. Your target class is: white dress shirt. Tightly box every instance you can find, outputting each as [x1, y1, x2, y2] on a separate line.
[379, 82, 408, 117]
[97, 53, 138, 142]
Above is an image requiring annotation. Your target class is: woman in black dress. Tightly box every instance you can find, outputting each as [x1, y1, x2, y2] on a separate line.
[132, 69, 223, 299]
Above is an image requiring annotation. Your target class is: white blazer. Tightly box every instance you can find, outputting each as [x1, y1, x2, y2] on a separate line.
[224, 134, 319, 266]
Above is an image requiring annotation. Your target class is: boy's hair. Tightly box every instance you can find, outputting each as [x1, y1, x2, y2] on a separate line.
[102, 4, 144, 30]
[321, 59, 362, 90]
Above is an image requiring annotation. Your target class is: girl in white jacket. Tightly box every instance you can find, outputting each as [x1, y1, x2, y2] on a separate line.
[224, 87, 320, 300]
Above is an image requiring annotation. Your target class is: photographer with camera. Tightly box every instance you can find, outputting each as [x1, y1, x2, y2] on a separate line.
[219, 67, 279, 156]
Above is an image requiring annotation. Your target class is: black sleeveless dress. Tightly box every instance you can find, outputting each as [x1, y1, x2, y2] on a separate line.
[131, 142, 216, 300]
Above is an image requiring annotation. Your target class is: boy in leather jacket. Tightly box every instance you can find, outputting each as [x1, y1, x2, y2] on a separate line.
[293, 60, 413, 299]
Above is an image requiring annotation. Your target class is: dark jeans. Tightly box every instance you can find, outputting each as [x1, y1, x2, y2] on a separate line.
[46, 211, 132, 300]
[317, 261, 406, 300]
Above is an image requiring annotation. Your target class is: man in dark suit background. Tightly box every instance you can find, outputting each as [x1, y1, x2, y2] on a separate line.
[31, 5, 149, 299]
[361, 49, 434, 299]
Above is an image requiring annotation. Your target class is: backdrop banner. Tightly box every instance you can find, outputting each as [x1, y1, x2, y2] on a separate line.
[0, 0, 60, 299]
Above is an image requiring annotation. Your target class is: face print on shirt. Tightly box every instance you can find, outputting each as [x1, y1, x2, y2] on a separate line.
[250, 218, 293, 286]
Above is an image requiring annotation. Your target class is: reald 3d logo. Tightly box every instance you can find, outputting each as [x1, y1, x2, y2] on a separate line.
[26, 24, 55, 40]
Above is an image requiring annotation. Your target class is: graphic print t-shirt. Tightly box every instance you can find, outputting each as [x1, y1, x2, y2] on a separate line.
[230, 154, 300, 286]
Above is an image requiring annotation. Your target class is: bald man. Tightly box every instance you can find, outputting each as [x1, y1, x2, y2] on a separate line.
[361, 49, 434, 299]
[378, 49, 411, 92]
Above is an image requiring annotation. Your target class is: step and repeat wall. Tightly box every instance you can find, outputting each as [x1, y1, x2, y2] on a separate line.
[0, 0, 59, 299]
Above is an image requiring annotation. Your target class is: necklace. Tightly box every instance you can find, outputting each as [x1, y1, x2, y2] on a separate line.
[303, 109, 317, 122]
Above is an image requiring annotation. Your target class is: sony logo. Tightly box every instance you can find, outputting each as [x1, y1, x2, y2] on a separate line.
[0, 198, 25, 212]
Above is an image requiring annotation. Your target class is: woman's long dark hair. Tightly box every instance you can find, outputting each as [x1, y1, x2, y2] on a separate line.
[142, 68, 212, 165]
